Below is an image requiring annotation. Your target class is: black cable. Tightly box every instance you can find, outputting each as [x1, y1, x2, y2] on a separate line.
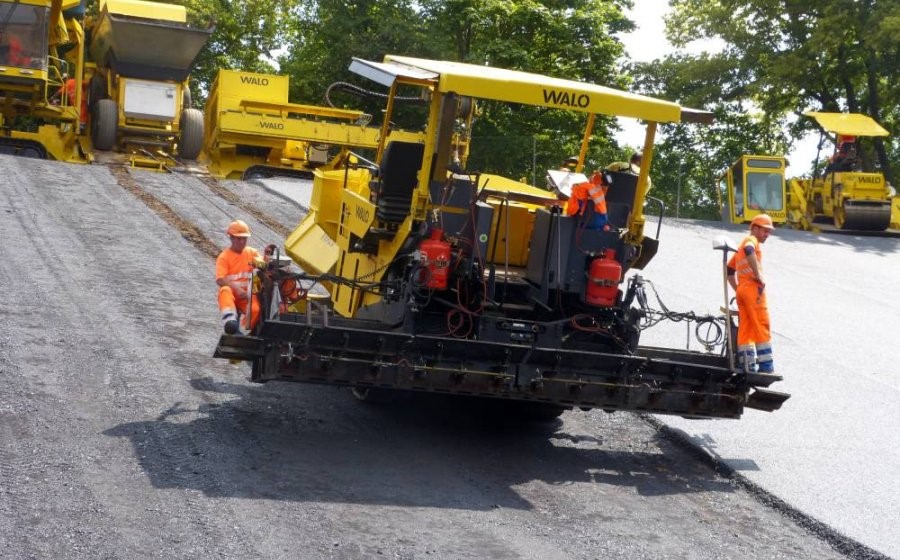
[324, 81, 424, 107]
[635, 278, 727, 350]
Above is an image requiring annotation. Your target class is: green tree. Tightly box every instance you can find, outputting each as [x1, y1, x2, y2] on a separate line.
[278, 0, 433, 108]
[179, 0, 302, 101]
[418, 0, 637, 177]
[279, 1, 639, 180]
[658, 0, 899, 181]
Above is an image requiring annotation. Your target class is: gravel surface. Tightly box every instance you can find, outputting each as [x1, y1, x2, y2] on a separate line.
[0, 155, 862, 559]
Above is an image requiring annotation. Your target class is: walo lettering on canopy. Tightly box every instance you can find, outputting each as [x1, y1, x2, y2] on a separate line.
[240, 75, 269, 86]
[542, 89, 590, 108]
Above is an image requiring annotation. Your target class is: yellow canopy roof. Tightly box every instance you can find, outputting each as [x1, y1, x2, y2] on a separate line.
[355, 55, 709, 124]
[805, 112, 890, 137]
[476, 174, 560, 205]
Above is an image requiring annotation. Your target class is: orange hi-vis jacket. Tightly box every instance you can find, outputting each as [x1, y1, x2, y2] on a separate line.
[61, 78, 88, 125]
[728, 234, 763, 286]
[727, 234, 770, 346]
[564, 172, 607, 216]
[216, 246, 261, 329]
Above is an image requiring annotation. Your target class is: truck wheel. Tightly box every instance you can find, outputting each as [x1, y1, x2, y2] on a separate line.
[182, 86, 192, 109]
[88, 74, 106, 109]
[242, 167, 273, 180]
[178, 108, 203, 160]
[92, 99, 118, 151]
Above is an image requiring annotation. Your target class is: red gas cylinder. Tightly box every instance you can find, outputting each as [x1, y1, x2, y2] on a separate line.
[419, 228, 451, 290]
[585, 248, 621, 306]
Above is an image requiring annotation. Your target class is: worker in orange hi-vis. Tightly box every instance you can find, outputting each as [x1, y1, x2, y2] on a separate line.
[564, 170, 608, 230]
[57, 78, 88, 128]
[727, 214, 776, 374]
[216, 220, 262, 334]
[4, 34, 29, 66]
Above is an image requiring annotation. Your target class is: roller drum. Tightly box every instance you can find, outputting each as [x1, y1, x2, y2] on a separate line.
[837, 200, 891, 231]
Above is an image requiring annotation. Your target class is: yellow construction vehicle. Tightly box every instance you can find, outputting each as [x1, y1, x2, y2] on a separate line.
[85, 0, 212, 167]
[786, 112, 893, 231]
[0, 0, 90, 162]
[214, 56, 789, 419]
[892, 193, 900, 230]
[718, 155, 787, 226]
[203, 69, 427, 180]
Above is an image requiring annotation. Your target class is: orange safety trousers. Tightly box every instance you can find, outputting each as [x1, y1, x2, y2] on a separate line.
[218, 285, 260, 331]
[735, 281, 770, 345]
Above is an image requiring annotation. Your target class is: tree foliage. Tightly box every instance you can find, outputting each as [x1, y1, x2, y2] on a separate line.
[656, 0, 899, 181]
[87, 0, 654, 182]
[179, 0, 302, 95]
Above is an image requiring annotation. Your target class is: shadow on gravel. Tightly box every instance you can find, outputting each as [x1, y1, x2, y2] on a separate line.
[104, 376, 737, 511]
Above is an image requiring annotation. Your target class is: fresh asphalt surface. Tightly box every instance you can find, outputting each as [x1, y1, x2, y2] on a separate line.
[643, 218, 900, 559]
[260, 178, 900, 559]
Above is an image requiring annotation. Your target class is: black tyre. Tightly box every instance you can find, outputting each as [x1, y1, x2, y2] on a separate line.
[92, 98, 118, 151]
[178, 108, 203, 160]
[242, 167, 272, 181]
[88, 74, 106, 109]
[182, 85, 192, 109]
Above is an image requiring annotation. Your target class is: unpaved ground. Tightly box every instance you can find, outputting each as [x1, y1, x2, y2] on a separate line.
[0, 156, 858, 559]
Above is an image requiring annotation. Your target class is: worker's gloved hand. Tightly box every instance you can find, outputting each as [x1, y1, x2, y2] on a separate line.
[231, 282, 248, 299]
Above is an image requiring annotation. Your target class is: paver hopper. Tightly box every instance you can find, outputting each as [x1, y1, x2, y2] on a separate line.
[86, 0, 212, 162]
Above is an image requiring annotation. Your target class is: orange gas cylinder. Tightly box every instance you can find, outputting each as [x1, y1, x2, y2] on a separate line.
[419, 228, 451, 290]
[585, 248, 621, 306]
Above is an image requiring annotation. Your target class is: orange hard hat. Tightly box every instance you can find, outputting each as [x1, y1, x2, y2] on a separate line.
[750, 214, 775, 230]
[226, 219, 251, 237]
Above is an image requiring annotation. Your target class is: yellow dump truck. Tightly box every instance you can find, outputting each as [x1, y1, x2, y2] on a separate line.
[0, 0, 90, 162]
[787, 112, 893, 231]
[214, 56, 789, 420]
[202, 69, 425, 180]
[86, 0, 212, 163]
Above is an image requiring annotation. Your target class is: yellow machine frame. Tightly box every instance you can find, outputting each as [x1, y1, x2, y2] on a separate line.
[285, 55, 711, 318]
[0, 0, 91, 162]
[203, 69, 429, 179]
[718, 155, 787, 226]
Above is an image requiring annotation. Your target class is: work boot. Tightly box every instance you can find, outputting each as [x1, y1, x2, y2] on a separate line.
[223, 320, 240, 335]
[756, 342, 775, 373]
[737, 344, 758, 373]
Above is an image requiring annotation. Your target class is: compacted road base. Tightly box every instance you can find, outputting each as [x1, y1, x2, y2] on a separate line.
[0, 156, 854, 559]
